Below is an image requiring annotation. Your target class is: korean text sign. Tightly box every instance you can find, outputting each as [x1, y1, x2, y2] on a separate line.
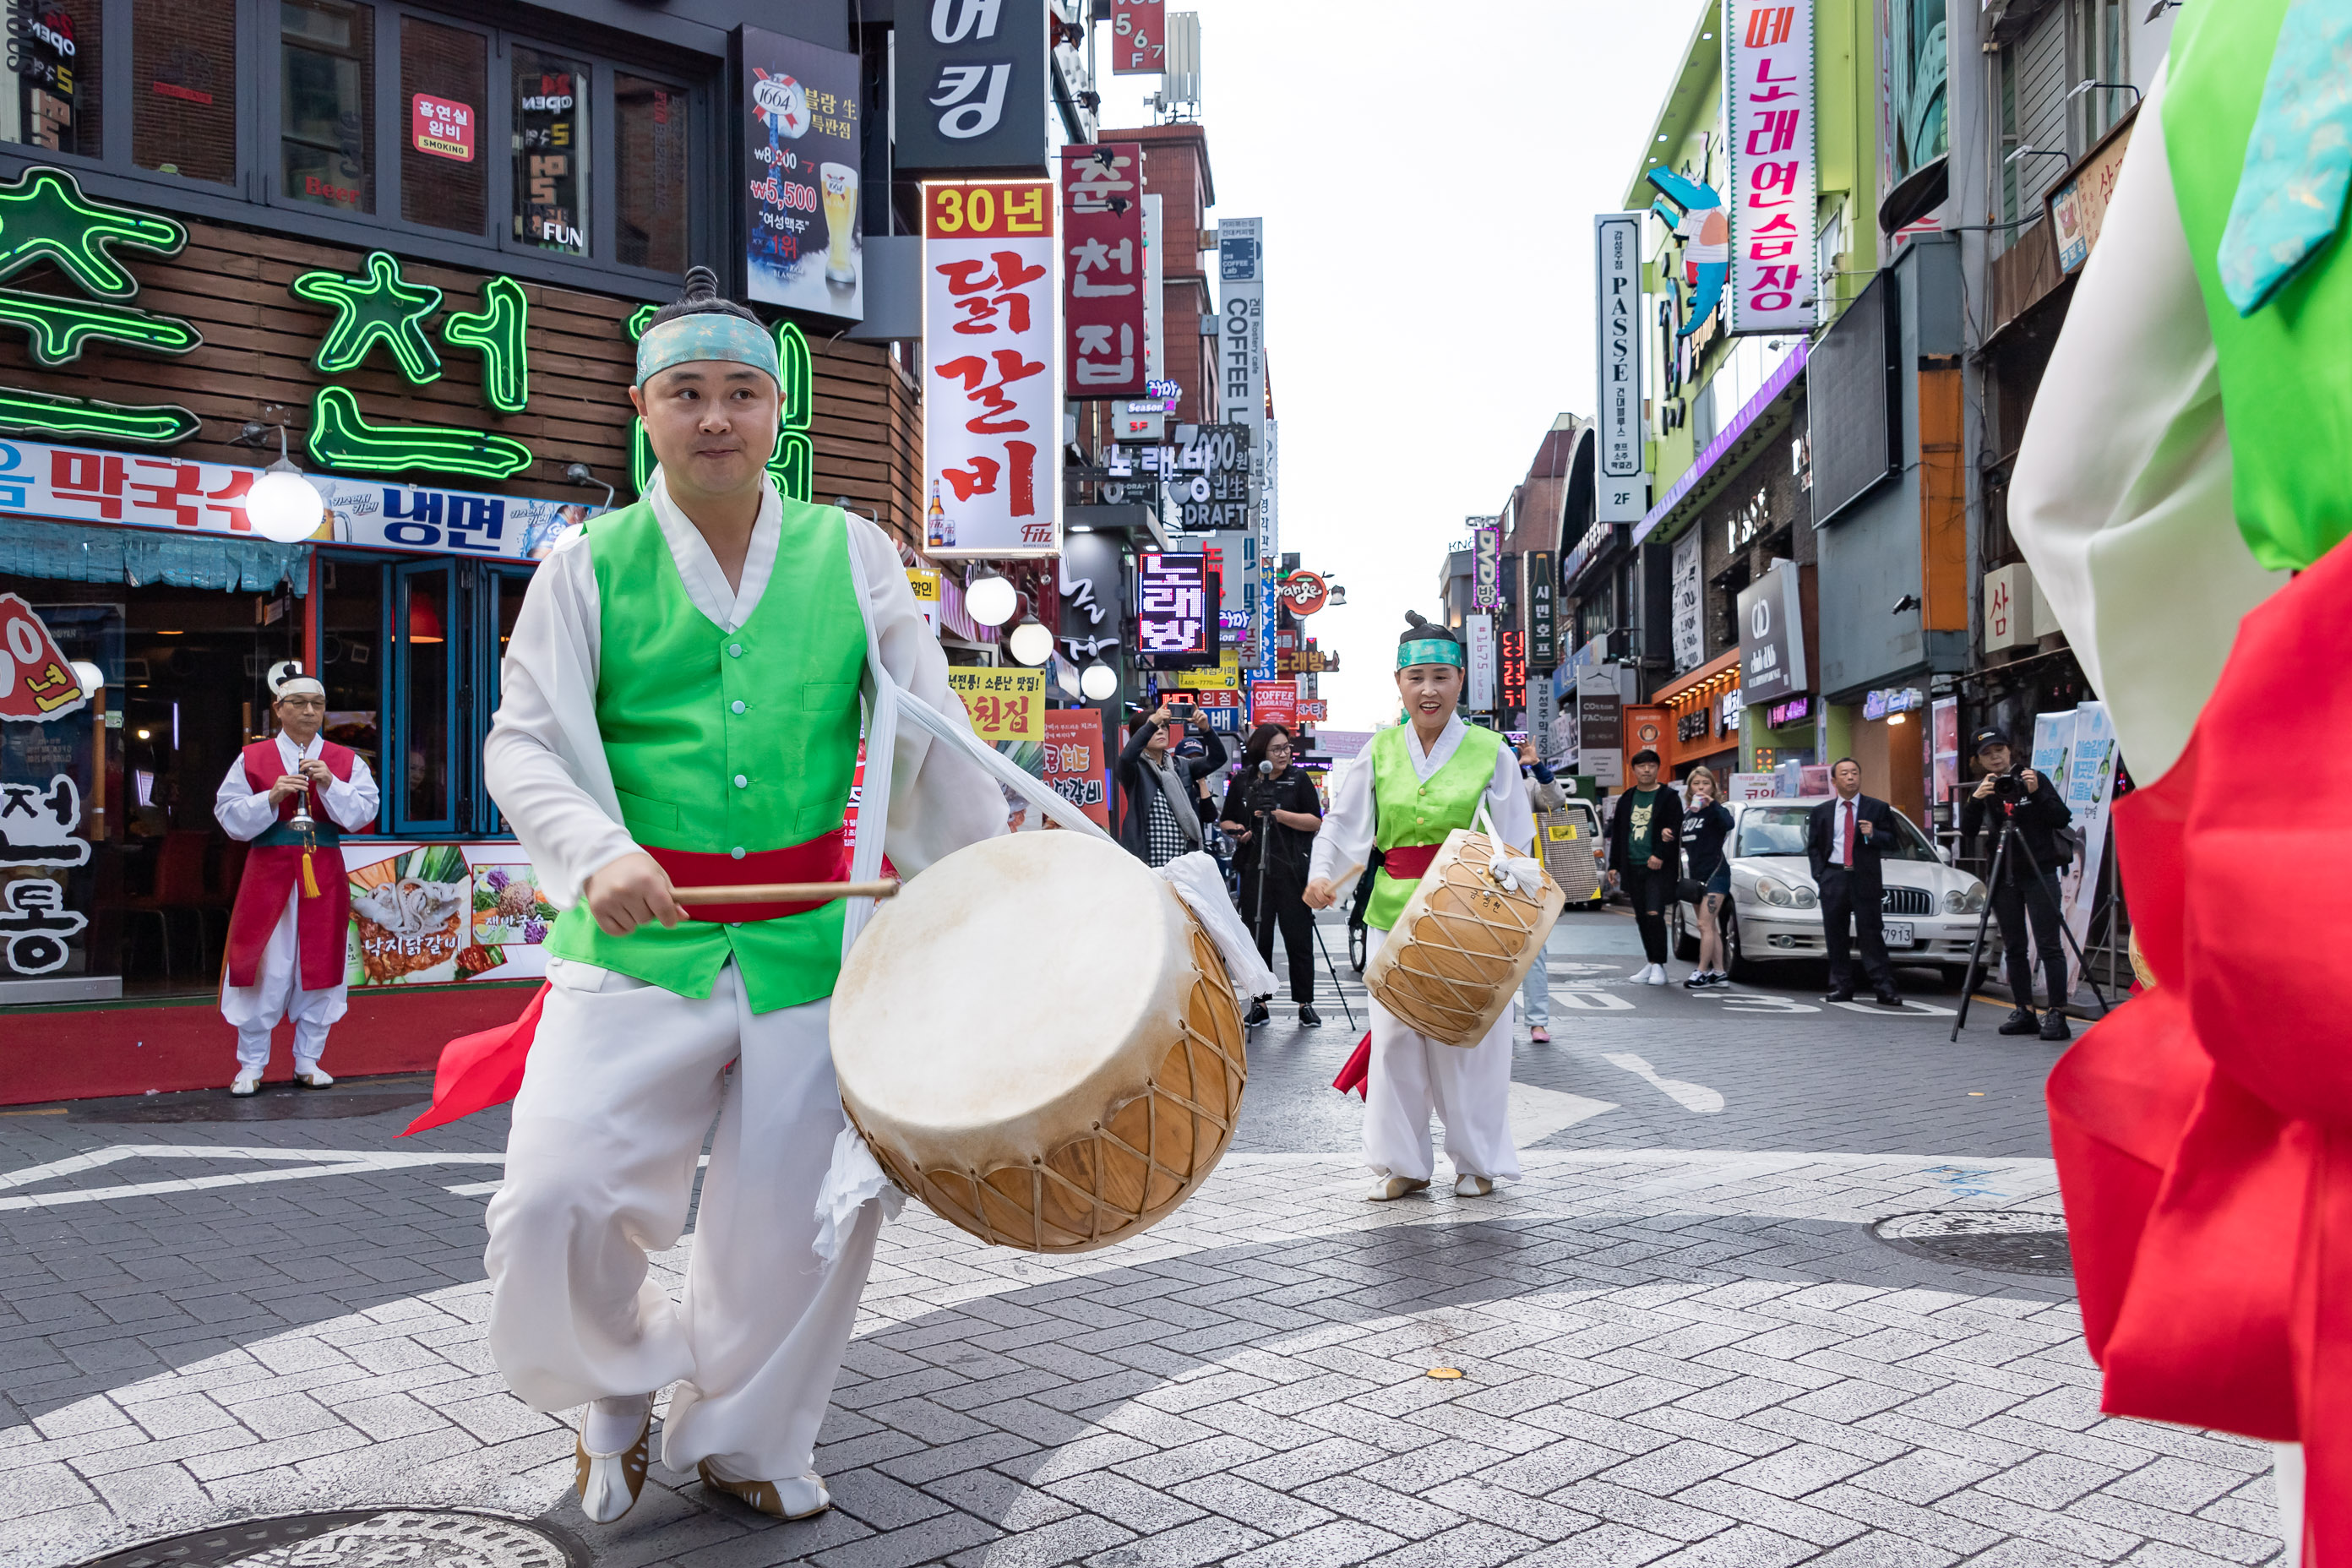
[743, 27, 863, 322]
[1135, 552, 1210, 656]
[923, 180, 1059, 557]
[947, 667, 1046, 740]
[1725, 0, 1817, 334]
[1043, 708, 1110, 828]
[1059, 144, 1146, 397]
[1593, 213, 1645, 480]
[1472, 520, 1501, 609]
[893, 0, 1048, 177]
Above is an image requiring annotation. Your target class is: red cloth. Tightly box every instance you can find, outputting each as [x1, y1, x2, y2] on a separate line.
[2047, 541, 2352, 1563]
[224, 740, 362, 992]
[400, 830, 873, 1137]
[1333, 1033, 1370, 1099]
[1381, 844, 1440, 880]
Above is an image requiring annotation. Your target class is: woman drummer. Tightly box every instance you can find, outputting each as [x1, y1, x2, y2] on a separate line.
[1304, 613, 1539, 1200]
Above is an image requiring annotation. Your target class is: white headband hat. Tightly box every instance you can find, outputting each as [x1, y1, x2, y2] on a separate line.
[269, 660, 324, 700]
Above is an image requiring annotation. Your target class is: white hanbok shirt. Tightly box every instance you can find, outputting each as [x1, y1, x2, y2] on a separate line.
[1309, 714, 1536, 890]
[213, 730, 379, 841]
[484, 471, 1004, 906]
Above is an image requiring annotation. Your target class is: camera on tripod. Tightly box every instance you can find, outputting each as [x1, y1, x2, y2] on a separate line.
[1988, 770, 2028, 803]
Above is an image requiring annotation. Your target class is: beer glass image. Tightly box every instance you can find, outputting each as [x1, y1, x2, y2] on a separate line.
[821, 162, 858, 286]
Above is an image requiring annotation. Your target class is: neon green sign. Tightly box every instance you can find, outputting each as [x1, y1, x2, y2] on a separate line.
[622, 308, 816, 504]
[308, 386, 533, 480]
[292, 252, 445, 383]
[0, 387, 200, 445]
[0, 166, 200, 442]
[444, 275, 529, 412]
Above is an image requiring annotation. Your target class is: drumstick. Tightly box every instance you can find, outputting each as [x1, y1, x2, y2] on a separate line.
[672, 879, 901, 905]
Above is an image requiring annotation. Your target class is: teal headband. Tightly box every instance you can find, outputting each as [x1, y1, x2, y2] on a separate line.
[1396, 638, 1465, 671]
[635, 311, 780, 387]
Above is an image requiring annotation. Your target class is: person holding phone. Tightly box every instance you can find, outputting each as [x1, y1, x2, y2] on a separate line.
[1116, 697, 1228, 868]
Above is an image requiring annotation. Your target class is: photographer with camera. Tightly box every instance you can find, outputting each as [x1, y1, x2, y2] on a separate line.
[1220, 723, 1325, 1026]
[1959, 728, 2077, 1041]
[1116, 697, 1228, 869]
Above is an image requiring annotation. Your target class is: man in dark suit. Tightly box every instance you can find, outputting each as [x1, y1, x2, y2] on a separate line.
[1807, 757, 1902, 1006]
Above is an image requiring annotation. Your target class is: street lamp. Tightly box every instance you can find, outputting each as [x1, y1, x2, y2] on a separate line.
[246, 425, 324, 544]
[1080, 659, 1119, 701]
[1007, 614, 1054, 667]
[966, 565, 1017, 628]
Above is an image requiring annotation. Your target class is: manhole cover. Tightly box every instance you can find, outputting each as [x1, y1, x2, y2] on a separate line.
[1871, 1210, 2072, 1277]
[84, 1511, 580, 1568]
[72, 1092, 427, 1124]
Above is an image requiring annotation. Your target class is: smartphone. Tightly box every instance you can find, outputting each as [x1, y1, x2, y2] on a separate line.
[1168, 693, 1196, 707]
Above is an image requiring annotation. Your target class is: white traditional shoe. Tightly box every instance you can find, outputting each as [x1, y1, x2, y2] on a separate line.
[1365, 1175, 1431, 1202]
[1454, 1174, 1494, 1197]
[293, 1064, 335, 1090]
[699, 1460, 830, 1520]
[574, 1399, 651, 1525]
[229, 1070, 262, 1097]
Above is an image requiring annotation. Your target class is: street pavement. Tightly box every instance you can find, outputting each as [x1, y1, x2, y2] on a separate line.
[0, 910, 2284, 1568]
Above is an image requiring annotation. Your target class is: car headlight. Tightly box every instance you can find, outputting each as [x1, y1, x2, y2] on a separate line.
[1962, 880, 1988, 913]
[1792, 882, 1817, 908]
[1753, 876, 1816, 909]
[1943, 887, 1967, 914]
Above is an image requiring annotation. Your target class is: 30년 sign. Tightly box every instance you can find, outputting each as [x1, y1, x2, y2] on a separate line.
[923, 180, 1059, 557]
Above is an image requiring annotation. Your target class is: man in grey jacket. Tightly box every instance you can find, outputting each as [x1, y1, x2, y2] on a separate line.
[1517, 740, 1567, 1043]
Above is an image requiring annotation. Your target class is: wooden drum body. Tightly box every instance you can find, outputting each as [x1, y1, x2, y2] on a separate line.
[830, 832, 1247, 1252]
[1363, 829, 1565, 1048]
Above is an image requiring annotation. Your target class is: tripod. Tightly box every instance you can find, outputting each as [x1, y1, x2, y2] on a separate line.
[1949, 805, 2113, 1041]
[1244, 798, 1356, 1031]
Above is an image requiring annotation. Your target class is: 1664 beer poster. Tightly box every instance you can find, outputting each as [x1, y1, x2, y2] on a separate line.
[742, 27, 863, 321]
[923, 180, 1059, 557]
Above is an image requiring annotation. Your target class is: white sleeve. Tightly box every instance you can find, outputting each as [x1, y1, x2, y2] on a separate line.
[2007, 64, 2287, 781]
[1308, 751, 1374, 886]
[482, 538, 640, 904]
[213, 754, 278, 842]
[321, 753, 379, 832]
[852, 519, 1006, 874]
[1486, 742, 1537, 855]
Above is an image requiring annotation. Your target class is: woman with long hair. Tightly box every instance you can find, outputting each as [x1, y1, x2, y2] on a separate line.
[1680, 765, 1737, 988]
[1219, 723, 1324, 1026]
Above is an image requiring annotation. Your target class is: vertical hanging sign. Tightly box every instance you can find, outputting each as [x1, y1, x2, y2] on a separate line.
[1724, 0, 1817, 334]
[1109, 0, 1165, 74]
[1466, 612, 1496, 712]
[1527, 549, 1558, 669]
[922, 179, 1059, 557]
[1594, 211, 1647, 520]
[1471, 519, 1501, 610]
[1059, 143, 1146, 397]
[1217, 218, 1268, 663]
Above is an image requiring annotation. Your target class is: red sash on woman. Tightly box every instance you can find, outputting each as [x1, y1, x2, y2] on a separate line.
[224, 739, 362, 992]
[2049, 538, 2352, 1564]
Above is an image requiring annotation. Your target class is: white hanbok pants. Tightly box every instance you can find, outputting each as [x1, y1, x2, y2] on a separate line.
[484, 955, 880, 1483]
[1363, 925, 1522, 1184]
[219, 888, 347, 1071]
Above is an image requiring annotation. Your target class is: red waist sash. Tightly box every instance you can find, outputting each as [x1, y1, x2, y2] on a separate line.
[403, 828, 859, 1136]
[1381, 844, 1440, 880]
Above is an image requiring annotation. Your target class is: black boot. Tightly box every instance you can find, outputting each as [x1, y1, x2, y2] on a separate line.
[2039, 1011, 2072, 1043]
[1244, 1000, 1270, 1027]
[1998, 1008, 2040, 1036]
[1298, 1004, 1321, 1027]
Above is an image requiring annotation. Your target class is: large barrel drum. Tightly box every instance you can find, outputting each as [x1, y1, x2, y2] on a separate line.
[1363, 829, 1565, 1047]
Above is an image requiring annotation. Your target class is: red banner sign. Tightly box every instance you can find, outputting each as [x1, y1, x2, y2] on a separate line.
[1059, 144, 1146, 398]
[1109, 0, 1165, 74]
[1297, 700, 1328, 722]
[1043, 708, 1110, 828]
[1250, 680, 1298, 727]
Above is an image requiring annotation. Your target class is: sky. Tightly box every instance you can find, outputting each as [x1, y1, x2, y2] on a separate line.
[1092, 0, 1708, 732]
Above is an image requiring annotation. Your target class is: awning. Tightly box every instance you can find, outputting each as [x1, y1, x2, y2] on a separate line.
[0, 516, 309, 594]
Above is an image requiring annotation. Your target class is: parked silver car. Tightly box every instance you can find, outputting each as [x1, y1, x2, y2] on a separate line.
[1672, 797, 1989, 985]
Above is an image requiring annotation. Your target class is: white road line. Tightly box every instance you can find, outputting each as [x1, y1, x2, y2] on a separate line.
[1507, 1083, 1618, 1143]
[0, 1144, 505, 1212]
[1832, 999, 1957, 1017]
[1552, 989, 1635, 1011]
[1602, 1053, 1726, 1114]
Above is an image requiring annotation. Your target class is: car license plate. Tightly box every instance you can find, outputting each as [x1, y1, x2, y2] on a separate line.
[1882, 921, 1915, 945]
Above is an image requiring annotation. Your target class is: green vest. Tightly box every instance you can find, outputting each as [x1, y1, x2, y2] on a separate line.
[545, 493, 866, 1011]
[1364, 721, 1504, 930]
[2164, 0, 2352, 574]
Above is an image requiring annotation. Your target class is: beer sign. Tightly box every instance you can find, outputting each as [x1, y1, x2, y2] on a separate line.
[743, 28, 863, 322]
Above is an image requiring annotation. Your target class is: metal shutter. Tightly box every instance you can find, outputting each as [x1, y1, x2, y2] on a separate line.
[2014, 8, 2071, 213]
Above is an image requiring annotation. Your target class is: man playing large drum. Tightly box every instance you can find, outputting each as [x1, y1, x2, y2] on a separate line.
[472, 269, 1002, 1526]
[1304, 614, 1538, 1200]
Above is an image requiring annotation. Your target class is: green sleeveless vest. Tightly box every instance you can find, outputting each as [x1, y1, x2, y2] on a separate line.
[544, 493, 866, 1011]
[1364, 721, 1505, 930]
[2164, 0, 2352, 573]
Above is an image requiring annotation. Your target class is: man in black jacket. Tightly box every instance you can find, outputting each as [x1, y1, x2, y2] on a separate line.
[1957, 728, 2076, 1041]
[1605, 750, 1682, 984]
[1115, 700, 1228, 866]
[1806, 758, 1902, 1006]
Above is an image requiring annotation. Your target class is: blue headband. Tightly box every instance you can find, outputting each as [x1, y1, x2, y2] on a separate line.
[636, 311, 780, 387]
[1396, 638, 1465, 670]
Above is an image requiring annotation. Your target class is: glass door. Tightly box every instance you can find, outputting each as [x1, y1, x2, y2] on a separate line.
[390, 558, 456, 834]
[472, 562, 531, 834]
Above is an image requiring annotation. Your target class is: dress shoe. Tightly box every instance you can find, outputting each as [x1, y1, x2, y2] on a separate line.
[1244, 1000, 1270, 1027]
[1365, 1175, 1431, 1202]
[230, 1070, 262, 1097]
[2039, 1012, 2072, 1043]
[698, 1460, 830, 1521]
[1822, 990, 1856, 1004]
[1875, 994, 1904, 1009]
[1997, 1008, 2041, 1036]
[1298, 1004, 1321, 1026]
[293, 1065, 335, 1089]
[574, 1399, 651, 1526]
[1453, 1174, 1494, 1197]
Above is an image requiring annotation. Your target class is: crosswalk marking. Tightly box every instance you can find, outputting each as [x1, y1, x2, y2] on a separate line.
[1602, 1052, 1726, 1114]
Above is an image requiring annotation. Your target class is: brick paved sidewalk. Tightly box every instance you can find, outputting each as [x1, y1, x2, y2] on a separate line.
[0, 1144, 2284, 1568]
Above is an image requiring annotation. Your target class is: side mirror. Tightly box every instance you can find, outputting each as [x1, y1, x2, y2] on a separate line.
[1938, 845, 1955, 864]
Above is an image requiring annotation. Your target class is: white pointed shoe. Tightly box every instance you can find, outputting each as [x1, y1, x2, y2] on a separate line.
[293, 1064, 335, 1090]
[699, 1460, 830, 1520]
[574, 1401, 651, 1525]
[229, 1070, 262, 1097]
[1454, 1174, 1494, 1197]
[1365, 1175, 1431, 1201]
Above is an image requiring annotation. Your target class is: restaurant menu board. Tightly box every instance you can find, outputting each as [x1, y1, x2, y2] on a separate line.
[742, 27, 863, 321]
[343, 842, 554, 988]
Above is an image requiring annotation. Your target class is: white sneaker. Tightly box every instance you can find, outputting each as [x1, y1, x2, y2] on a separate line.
[1453, 1174, 1494, 1197]
[1365, 1175, 1430, 1201]
[229, 1070, 262, 1097]
[1629, 963, 1653, 981]
[1646, 965, 1669, 985]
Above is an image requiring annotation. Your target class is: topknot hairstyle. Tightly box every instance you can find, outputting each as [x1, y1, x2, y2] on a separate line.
[1398, 609, 1463, 647]
[643, 264, 765, 335]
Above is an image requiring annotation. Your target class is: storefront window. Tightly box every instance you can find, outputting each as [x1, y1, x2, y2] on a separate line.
[318, 555, 380, 783]
[400, 14, 485, 235]
[132, 0, 237, 185]
[512, 45, 588, 256]
[3, 0, 101, 158]
[392, 559, 452, 832]
[280, 0, 374, 214]
[616, 74, 688, 273]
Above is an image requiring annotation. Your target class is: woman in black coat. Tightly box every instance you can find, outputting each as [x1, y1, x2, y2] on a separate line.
[1115, 701, 1228, 866]
[1218, 723, 1325, 1026]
